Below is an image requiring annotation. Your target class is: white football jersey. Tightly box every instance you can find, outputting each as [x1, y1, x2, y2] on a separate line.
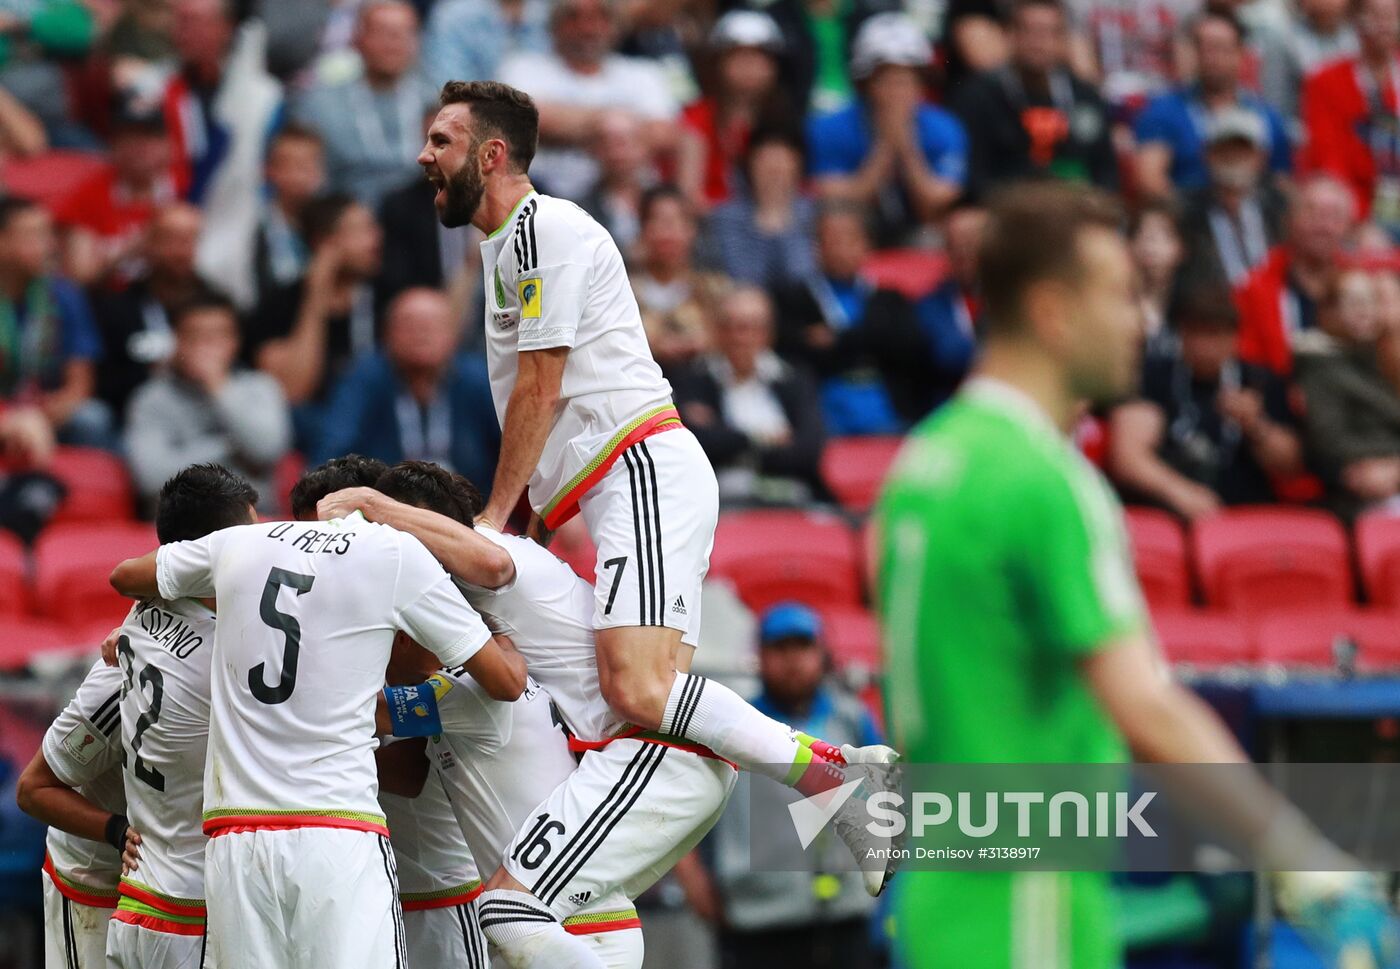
[380, 776, 480, 905]
[113, 596, 216, 904]
[155, 515, 493, 835]
[479, 191, 674, 522]
[458, 528, 620, 742]
[411, 671, 576, 875]
[41, 659, 125, 897]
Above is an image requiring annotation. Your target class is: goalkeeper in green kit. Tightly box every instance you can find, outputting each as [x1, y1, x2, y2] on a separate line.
[874, 182, 1399, 969]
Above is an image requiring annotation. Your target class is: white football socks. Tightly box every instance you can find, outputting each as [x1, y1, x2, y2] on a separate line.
[476, 889, 605, 969]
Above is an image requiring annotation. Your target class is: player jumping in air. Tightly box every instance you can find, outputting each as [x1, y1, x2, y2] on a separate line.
[414, 79, 897, 968]
[875, 181, 1398, 969]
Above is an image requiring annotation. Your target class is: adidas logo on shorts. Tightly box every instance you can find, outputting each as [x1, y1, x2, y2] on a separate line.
[671, 595, 686, 617]
[568, 891, 592, 907]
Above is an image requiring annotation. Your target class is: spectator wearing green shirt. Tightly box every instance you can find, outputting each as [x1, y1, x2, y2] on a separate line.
[874, 181, 1398, 969]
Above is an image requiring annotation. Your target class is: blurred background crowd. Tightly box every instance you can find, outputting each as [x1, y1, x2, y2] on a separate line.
[7, 0, 1400, 527]
[2, 0, 1400, 966]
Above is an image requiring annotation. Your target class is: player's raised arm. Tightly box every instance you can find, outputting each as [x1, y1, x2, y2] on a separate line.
[318, 486, 515, 589]
[393, 532, 526, 700]
[478, 346, 568, 531]
[109, 550, 158, 599]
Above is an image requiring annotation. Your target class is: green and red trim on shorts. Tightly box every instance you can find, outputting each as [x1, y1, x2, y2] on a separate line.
[539, 405, 684, 530]
[562, 907, 642, 935]
[43, 853, 118, 909]
[401, 878, 483, 912]
[203, 807, 390, 838]
[113, 878, 206, 936]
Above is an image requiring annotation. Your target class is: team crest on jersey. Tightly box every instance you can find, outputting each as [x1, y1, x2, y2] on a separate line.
[518, 278, 542, 319]
[494, 267, 507, 307]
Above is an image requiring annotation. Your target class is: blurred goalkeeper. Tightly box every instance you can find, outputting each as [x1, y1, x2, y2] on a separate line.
[874, 181, 1399, 969]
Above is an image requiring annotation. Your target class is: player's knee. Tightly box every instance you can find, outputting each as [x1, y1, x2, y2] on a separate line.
[597, 665, 670, 730]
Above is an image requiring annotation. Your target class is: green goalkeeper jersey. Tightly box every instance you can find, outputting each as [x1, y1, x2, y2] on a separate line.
[875, 377, 1147, 766]
[875, 378, 1150, 969]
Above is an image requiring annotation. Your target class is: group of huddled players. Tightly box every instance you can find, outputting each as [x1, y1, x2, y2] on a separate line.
[14, 77, 899, 969]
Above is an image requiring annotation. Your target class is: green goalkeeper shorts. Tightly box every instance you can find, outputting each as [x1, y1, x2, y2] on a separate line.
[892, 871, 1120, 969]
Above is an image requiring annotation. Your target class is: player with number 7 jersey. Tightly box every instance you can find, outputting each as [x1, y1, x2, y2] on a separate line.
[110, 511, 526, 969]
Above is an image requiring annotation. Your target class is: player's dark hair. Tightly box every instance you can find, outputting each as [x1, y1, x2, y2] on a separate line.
[290, 455, 390, 520]
[0, 196, 41, 232]
[170, 291, 238, 330]
[302, 193, 362, 249]
[977, 181, 1123, 335]
[156, 464, 258, 544]
[439, 80, 539, 173]
[375, 461, 483, 527]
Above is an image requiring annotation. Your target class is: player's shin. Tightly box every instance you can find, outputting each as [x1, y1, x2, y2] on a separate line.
[660, 673, 851, 794]
[477, 889, 606, 969]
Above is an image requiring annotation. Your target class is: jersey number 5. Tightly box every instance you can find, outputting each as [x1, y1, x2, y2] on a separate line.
[250, 567, 315, 705]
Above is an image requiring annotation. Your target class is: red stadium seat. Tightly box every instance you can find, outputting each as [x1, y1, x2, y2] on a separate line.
[860, 248, 949, 301]
[0, 617, 90, 672]
[820, 436, 904, 514]
[1356, 513, 1400, 609]
[274, 451, 307, 518]
[820, 604, 881, 672]
[1191, 507, 1352, 616]
[48, 447, 135, 523]
[710, 510, 860, 613]
[1151, 609, 1251, 667]
[1125, 507, 1191, 609]
[0, 530, 28, 617]
[34, 522, 155, 631]
[1254, 608, 1400, 671]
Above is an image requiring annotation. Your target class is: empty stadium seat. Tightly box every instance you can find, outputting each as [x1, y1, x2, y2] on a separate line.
[1191, 507, 1352, 616]
[710, 510, 861, 613]
[1151, 609, 1251, 667]
[0, 618, 89, 672]
[0, 531, 27, 617]
[1356, 513, 1400, 609]
[1254, 608, 1400, 671]
[49, 448, 135, 523]
[820, 436, 903, 514]
[1125, 507, 1191, 609]
[34, 522, 155, 631]
[820, 604, 881, 672]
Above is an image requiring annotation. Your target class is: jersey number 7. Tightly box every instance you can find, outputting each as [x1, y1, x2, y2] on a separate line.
[250, 568, 315, 705]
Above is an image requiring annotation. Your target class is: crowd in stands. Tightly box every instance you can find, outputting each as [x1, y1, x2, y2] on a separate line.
[2, 0, 1400, 538]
